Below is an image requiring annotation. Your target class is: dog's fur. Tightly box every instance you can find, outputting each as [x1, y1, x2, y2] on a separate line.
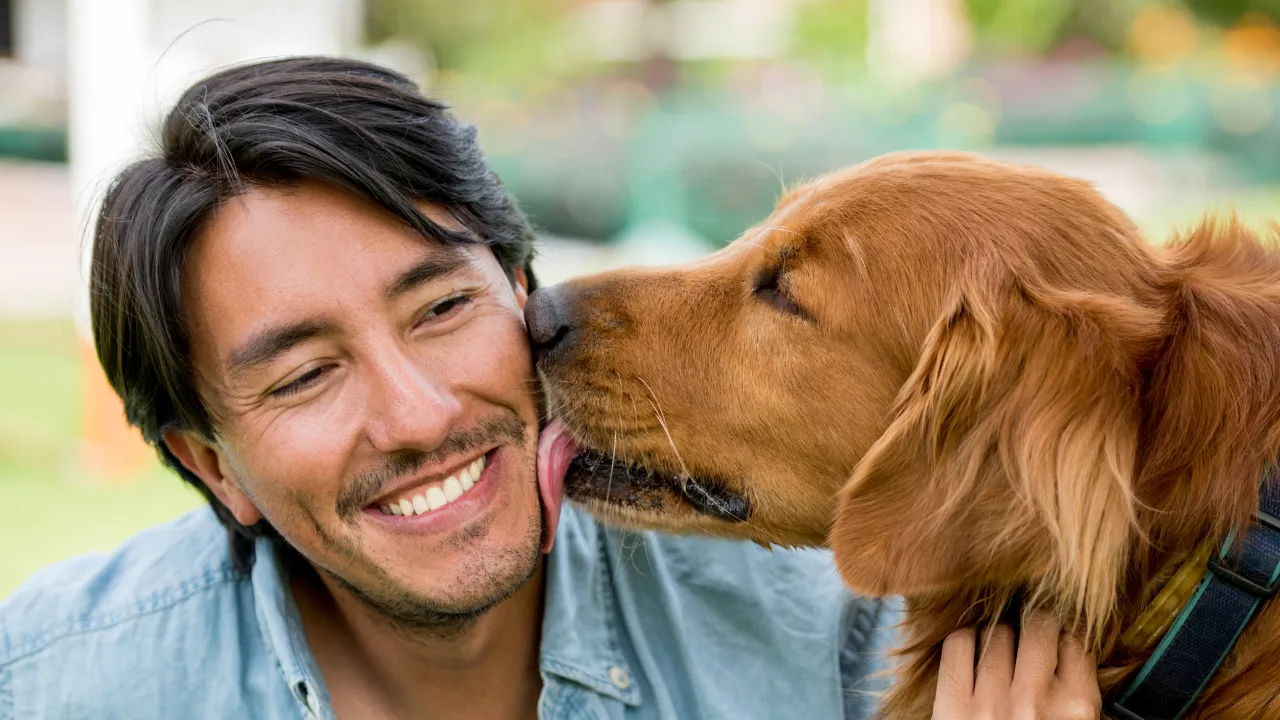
[531, 151, 1280, 719]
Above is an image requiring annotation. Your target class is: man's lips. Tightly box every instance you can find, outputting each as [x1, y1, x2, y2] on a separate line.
[370, 453, 489, 516]
[366, 450, 492, 510]
[537, 418, 579, 553]
[362, 449, 506, 537]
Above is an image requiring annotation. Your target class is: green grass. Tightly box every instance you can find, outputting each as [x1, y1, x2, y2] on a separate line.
[0, 320, 201, 599]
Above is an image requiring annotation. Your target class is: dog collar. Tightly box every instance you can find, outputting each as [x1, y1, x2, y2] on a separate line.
[1116, 538, 1215, 655]
[1106, 473, 1280, 720]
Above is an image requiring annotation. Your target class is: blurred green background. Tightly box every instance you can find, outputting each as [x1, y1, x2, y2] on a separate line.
[2, 0, 1280, 598]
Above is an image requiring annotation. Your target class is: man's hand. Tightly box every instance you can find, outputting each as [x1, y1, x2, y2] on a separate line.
[933, 611, 1101, 719]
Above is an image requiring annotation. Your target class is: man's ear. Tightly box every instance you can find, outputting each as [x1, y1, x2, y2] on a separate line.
[513, 267, 530, 311]
[162, 428, 263, 527]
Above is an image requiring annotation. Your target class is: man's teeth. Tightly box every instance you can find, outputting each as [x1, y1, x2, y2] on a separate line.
[443, 477, 463, 501]
[379, 455, 487, 517]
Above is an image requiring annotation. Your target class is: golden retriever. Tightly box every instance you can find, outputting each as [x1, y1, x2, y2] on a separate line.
[527, 151, 1280, 719]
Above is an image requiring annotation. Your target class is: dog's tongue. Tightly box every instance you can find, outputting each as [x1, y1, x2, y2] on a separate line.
[537, 419, 578, 554]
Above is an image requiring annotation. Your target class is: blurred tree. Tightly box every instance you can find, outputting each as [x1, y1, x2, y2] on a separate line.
[1184, 0, 1280, 26]
[966, 0, 1280, 58]
[966, 0, 1077, 54]
[791, 0, 871, 76]
[1056, 0, 1150, 54]
[364, 0, 575, 82]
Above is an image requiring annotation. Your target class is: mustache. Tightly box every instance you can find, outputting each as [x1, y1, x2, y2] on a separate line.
[336, 413, 528, 520]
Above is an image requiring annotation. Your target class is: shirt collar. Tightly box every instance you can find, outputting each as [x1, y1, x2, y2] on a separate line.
[251, 539, 330, 720]
[538, 506, 641, 707]
[248, 506, 641, 713]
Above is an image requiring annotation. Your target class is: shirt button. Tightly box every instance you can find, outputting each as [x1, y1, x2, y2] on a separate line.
[608, 665, 631, 690]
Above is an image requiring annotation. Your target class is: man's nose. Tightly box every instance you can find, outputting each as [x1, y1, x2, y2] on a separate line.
[366, 348, 462, 453]
[525, 286, 576, 364]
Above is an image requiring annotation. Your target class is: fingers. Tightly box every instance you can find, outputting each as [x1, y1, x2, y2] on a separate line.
[1053, 632, 1103, 720]
[972, 622, 1013, 702]
[972, 624, 1016, 716]
[932, 616, 1102, 720]
[1013, 611, 1062, 691]
[934, 627, 977, 718]
[1055, 631, 1096, 685]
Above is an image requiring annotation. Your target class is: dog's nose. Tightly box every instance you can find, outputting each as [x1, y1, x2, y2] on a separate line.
[525, 286, 575, 363]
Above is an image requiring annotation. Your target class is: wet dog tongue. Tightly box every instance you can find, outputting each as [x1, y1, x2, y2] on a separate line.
[537, 419, 578, 553]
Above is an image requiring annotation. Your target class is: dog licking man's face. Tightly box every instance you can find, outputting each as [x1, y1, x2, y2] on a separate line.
[532, 149, 1280, 720]
[528, 150, 1162, 602]
[527, 157, 945, 550]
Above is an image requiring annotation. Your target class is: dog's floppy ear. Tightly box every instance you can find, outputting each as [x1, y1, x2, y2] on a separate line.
[830, 267, 1162, 634]
[1136, 219, 1280, 543]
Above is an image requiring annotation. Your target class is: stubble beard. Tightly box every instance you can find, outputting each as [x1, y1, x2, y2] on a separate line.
[319, 412, 545, 640]
[328, 503, 543, 640]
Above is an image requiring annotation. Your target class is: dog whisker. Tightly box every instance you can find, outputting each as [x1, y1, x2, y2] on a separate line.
[635, 375, 692, 482]
[753, 159, 787, 199]
[607, 430, 618, 509]
[755, 224, 808, 242]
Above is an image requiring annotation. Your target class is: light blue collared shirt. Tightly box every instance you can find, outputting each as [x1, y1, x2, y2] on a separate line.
[1, 504, 900, 719]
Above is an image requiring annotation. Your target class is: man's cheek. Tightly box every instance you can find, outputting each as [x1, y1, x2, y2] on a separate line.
[237, 421, 349, 519]
[452, 317, 536, 395]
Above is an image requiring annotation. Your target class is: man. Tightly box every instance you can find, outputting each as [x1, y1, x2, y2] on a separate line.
[0, 57, 1095, 719]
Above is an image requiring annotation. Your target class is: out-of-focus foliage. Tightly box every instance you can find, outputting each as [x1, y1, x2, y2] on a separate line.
[1185, 0, 1280, 26]
[359, 0, 1280, 246]
[790, 0, 870, 78]
[367, 0, 1280, 79]
[364, 0, 576, 83]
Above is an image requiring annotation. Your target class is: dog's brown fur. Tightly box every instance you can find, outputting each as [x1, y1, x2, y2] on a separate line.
[532, 151, 1280, 719]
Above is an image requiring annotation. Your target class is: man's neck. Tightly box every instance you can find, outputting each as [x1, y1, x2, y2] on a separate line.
[289, 558, 546, 720]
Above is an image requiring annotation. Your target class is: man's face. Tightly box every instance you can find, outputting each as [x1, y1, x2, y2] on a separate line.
[168, 181, 541, 624]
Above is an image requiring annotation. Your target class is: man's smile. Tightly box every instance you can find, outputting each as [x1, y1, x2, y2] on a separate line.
[362, 447, 515, 536]
[370, 451, 489, 516]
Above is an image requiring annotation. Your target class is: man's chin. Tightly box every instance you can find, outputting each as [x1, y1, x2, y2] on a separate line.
[334, 518, 544, 636]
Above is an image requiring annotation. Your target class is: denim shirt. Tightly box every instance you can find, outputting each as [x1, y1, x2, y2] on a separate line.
[0, 505, 900, 719]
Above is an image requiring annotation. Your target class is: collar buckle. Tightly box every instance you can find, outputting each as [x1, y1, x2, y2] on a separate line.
[1256, 509, 1280, 533]
[1105, 701, 1146, 720]
[1205, 509, 1280, 599]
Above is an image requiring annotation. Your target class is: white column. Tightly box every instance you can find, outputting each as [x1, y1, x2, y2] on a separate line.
[68, 0, 365, 335]
[65, 0, 363, 480]
[67, 0, 152, 336]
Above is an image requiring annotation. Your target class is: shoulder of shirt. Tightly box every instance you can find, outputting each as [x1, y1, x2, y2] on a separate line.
[0, 506, 243, 667]
[552, 506, 901, 719]
[557, 502, 853, 613]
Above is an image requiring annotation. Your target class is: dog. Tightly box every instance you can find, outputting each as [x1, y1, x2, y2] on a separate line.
[527, 151, 1280, 719]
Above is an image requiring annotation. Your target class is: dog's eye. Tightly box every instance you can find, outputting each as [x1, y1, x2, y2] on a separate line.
[753, 267, 810, 320]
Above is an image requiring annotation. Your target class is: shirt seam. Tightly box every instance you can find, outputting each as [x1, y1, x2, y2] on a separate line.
[537, 523, 642, 707]
[0, 662, 12, 719]
[1, 565, 243, 666]
[589, 526, 642, 706]
[843, 598, 894, 720]
[251, 541, 328, 718]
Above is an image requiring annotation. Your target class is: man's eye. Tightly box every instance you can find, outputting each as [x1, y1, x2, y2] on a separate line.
[271, 365, 330, 398]
[418, 294, 472, 324]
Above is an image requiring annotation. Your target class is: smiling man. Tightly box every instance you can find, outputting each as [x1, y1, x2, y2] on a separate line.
[0, 58, 1091, 720]
[0, 57, 898, 719]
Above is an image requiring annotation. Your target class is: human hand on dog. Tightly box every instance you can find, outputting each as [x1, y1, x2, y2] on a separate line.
[933, 611, 1101, 719]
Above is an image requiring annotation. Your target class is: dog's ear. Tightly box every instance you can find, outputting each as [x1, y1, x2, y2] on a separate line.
[1138, 218, 1280, 543]
[830, 268, 1162, 634]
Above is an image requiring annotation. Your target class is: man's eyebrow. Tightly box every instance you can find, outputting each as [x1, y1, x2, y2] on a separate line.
[384, 246, 473, 302]
[226, 320, 338, 377]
